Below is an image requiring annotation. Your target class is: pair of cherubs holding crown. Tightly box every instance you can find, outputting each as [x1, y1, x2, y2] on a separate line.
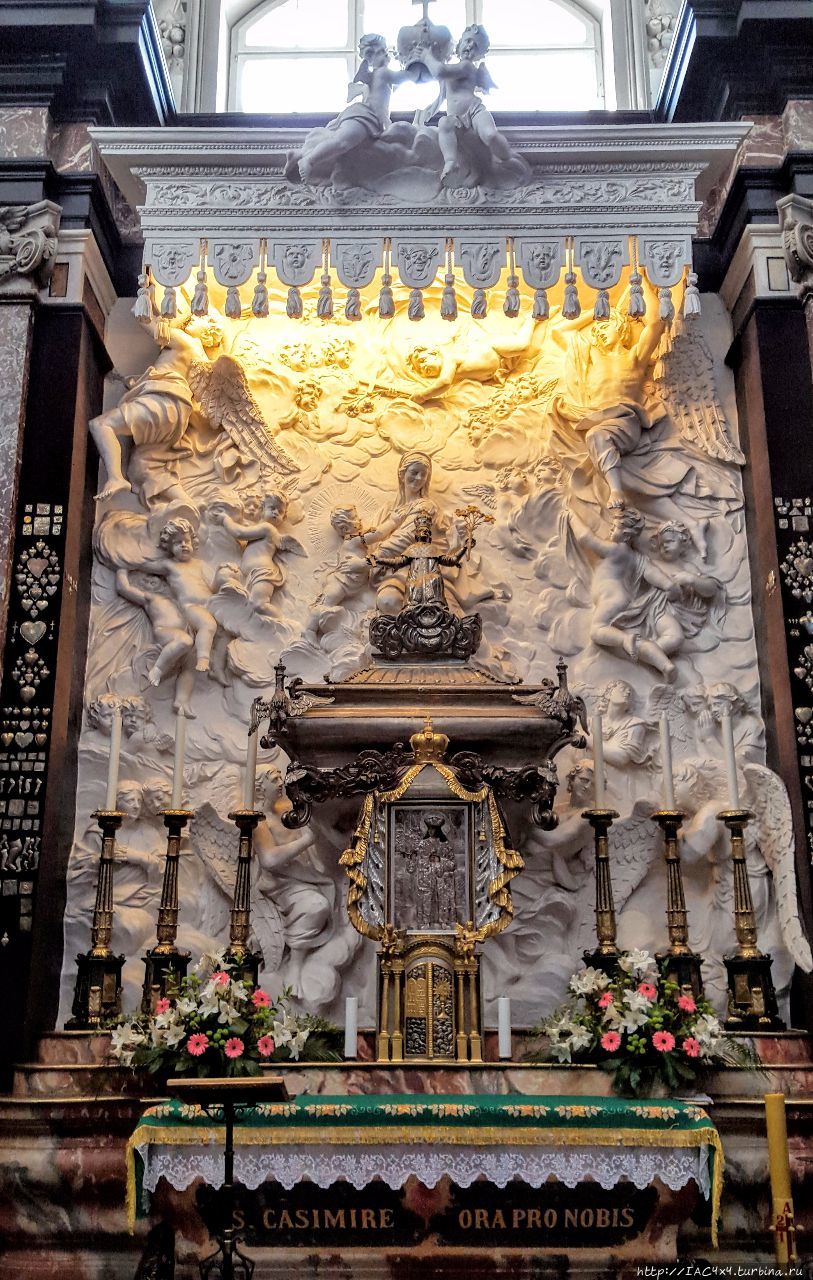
[288, 24, 511, 185]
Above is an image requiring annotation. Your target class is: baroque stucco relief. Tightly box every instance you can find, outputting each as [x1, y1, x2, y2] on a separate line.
[57, 277, 812, 1027]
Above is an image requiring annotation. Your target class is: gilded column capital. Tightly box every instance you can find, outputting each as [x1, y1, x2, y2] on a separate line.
[0, 200, 61, 298]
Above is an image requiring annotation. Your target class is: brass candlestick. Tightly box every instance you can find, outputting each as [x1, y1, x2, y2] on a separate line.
[226, 810, 264, 987]
[718, 809, 783, 1030]
[652, 809, 704, 1001]
[582, 808, 620, 976]
[66, 810, 126, 1029]
[141, 809, 194, 1014]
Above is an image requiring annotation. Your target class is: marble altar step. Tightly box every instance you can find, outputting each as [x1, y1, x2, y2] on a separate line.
[10, 1029, 813, 1099]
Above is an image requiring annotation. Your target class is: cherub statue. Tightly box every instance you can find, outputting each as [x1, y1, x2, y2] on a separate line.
[647, 520, 724, 640]
[436, 25, 511, 181]
[569, 505, 685, 680]
[114, 569, 197, 713]
[595, 680, 653, 770]
[286, 33, 417, 184]
[147, 518, 226, 680]
[370, 508, 469, 613]
[120, 693, 174, 753]
[312, 506, 374, 611]
[208, 489, 305, 620]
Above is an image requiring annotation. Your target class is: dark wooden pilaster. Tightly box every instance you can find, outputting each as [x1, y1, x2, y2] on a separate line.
[0, 303, 107, 1084]
[728, 296, 813, 1027]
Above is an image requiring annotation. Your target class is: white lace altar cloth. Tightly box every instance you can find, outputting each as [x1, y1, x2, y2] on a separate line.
[138, 1141, 711, 1200]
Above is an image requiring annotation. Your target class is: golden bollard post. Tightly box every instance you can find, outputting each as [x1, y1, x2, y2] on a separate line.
[140, 808, 194, 1014]
[581, 807, 620, 976]
[66, 809, 126, 1029]
[652, 808, 704, 1000]
[765, 1092, 797, 1265]
[718, 809, 783, 1029]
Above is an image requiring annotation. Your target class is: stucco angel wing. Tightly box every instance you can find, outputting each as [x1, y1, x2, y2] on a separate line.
[612, 802, 658, 914]
[278, 534, 307, 557]
[190, 800, 285, 968]
[654, 325, 745, 466]
[188, 356, 300, 478]
[462, 484, 497, 510]
[743, 762, 813, 971]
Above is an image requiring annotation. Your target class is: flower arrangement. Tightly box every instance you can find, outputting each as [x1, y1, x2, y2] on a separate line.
[531, 949, 753, 1097]
[109, 951, 341, 1079]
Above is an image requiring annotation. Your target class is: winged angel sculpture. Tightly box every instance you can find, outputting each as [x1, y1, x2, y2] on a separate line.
[90, 311, 298, 506]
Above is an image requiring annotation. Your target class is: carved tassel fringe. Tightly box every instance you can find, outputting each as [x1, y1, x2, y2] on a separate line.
[659, 286, 675, 324]
[156, 318, 171, 348]
[562, 271, 581, 319]
[441, 273, 457, 320]
[504, 275, 521, 318]
[593, 288, 611, 321]
[408, 288, 424, 321]
[132, 272, 153, 323]
[284, 284, 301, 319]
[345, 288, 362, 321]
[683, 272, 702, 317]
[628, 270, 646, 318]
[159, 285, 177, 319]
[253, 273, 270, 317]
[317, 271, 334, 320]
[224, 286, 242, 319]
[191, 268, 209, 316]
[471, 288, 487, 318]
[378, 275, 395, 318]
[532, 287, 549, 321]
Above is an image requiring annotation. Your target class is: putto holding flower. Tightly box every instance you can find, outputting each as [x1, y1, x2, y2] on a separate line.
[532, 949, 755, 1096]
[109, 951, 340, 1079]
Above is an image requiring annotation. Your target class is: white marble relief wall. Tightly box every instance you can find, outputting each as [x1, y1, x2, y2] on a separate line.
[56, 280, 812, 1027]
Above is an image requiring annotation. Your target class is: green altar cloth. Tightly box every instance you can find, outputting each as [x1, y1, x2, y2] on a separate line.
[127, 1093, 723, 1243]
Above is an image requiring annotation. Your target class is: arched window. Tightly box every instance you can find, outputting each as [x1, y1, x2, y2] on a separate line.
[228, 0, 605, 114]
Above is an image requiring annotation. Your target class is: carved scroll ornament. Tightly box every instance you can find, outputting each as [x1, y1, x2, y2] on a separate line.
[0, 201, 60, 292]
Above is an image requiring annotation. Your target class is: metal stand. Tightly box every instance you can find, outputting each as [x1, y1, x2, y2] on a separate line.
[66, 809, 125, 1029]
[198, 1097, 254, 1280]
[652, 809, 704, 1001]
[225, 810, 264, 986]
[141, 809, 194, 1014]
[718, 809, 784, 1029]
[581, 807, 620, 976]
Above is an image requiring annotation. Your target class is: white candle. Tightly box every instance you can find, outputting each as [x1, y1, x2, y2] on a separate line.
[243, 728, 259, 810]
[591, 713, 606, 807]
[104, 704, 122, 810]
[497, 996, 512, 1060]
[720, 710, 741, 809]
[659, 713, 676, 810]
[344, 996, 358, 1059]
[171, 711, 187, 809]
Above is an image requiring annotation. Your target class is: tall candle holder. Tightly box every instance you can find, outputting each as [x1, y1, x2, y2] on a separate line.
[582, 807, 620, 976]
[226, 809, 264, 987]
[141, 809, 194, 1014]
[651, 809, 704, 1001]
[717, 809, 783, 1029]
[66, 810, 126, 1029]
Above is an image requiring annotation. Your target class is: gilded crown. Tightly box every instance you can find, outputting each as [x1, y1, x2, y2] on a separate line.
[410, 715, 449, 762]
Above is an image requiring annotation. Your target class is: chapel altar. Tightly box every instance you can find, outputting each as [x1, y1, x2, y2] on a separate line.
[1, 2, 812, 1277]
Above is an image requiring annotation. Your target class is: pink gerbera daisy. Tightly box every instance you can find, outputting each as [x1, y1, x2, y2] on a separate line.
[598, 992, 614, 1009]
[187, 1033, 209, 1057]
[637, 982, 657, 1000]
[211, 971, 230, 986]
[682, 1037, 700, 1058]
[677, 994, 697, 1013]
[154, 998, 171, 1015]
[257, 1035, 276, 1057]
[600, 1030, 621, 1052]
[252, 989, 271, 1008]
[652, 1030, 675, 1052]
[224, 1037, 244, 1059]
